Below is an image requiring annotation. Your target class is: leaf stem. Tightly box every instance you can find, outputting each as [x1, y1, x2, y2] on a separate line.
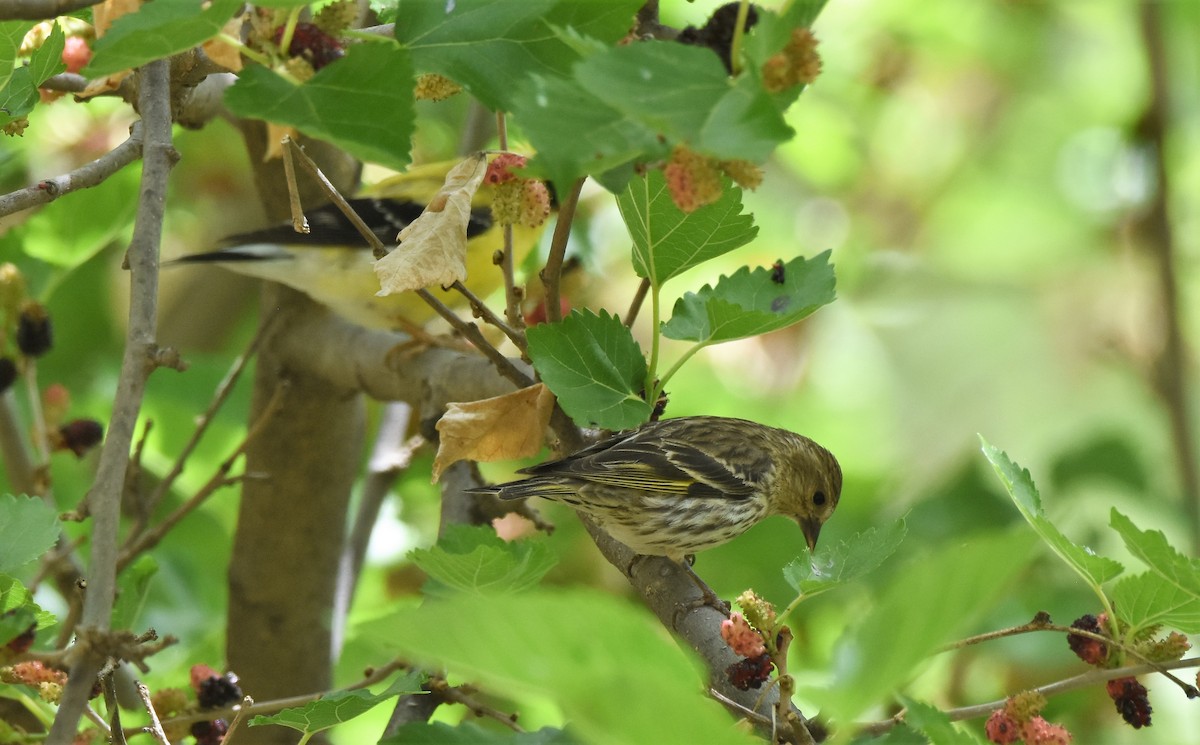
[729, 0, 752, 76]
[653, 340, 709, 402]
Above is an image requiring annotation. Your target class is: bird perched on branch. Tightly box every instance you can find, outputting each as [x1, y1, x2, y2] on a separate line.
[171, 156, 549, 330]
[471, 416, 842, 560]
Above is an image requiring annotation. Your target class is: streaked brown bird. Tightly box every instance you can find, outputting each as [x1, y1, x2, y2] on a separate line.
[472, 416, 842, 559]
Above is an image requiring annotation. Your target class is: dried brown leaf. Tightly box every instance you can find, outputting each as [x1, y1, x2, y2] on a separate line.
[374, 153, 487, 295]
[432, 383, 554, 482]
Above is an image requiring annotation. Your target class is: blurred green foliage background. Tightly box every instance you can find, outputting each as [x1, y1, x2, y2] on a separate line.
[2, 0, 1197, 741]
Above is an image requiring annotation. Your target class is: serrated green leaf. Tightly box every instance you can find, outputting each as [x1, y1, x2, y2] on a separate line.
[699, 72, 794, 160]
[28, 22, 65, 86]
[408, 525, 556, 595]
[516, 34, 794, 187]
[577, 42, 730, 133]
[382, 721, 581, 745]
[0, 68, 38, 128]
[362, 590, 754, 745]
[526, 309, 651, 429]
[513, 72, 661, 190]
[0, 494, 61, 574]
[783, 519, 906, 598]
[249, 671, 425, 734]
[224, 43, 415, 172]
[1111, 572, 1200, 635]
[898, 697, 982, 745]
[980, 439, 1123, 588]
[1109, 509, 1200, 600]
[661, 251, 836, 343]
[0, 604, 35, 648]
[111, 555, 157, 631]
[0, 574, 54, 646]
[83, 0, 242, 77]
[0, 22, 30, 92]
[617, 170, 757, 287]
[818, 530, 1036, 725]
[397, 0, 641, 112]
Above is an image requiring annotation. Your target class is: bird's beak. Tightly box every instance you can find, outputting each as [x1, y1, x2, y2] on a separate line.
[800, 518, 822, 553]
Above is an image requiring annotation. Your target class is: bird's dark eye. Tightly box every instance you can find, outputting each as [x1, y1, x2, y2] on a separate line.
[813, 491, 827, 507]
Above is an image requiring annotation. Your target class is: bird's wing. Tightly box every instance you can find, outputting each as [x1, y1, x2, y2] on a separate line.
[523, 430, 757, 499]
[211, 198, 493, 251]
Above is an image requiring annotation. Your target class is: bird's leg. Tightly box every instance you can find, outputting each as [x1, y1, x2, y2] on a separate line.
[680, 556, 731, 616]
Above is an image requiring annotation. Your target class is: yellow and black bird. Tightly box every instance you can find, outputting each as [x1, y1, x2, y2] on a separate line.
[172, 159, 546, 330]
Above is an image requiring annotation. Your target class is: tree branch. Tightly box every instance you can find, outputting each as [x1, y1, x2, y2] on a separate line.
[1135, 0, 1200, 552]
[47, 59, 176, 745]
[0, 0, 101, 21]
[0, 122, 144, 219]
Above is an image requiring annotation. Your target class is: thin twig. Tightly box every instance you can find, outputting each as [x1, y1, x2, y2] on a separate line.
[130, 310, 278, 540]
[415, 289, 535, 391]
[137, 660, 410, 734]
[117, 382, 288, 572]
[494, 114, 524, 328]
[136, 682, 172, 745]
[282, 138, 381, 256]
[856, 656, 1200, 737]
[281, 138, 310, 234]
[624, 277, 651, 327]
[0, 121, 143, 218]
[103, 674, 127, 745]
[428, 676, 524, 733]
[450, 280, 526, 351]
[220, 695, 255, 743]
[541, 178, 585, 324]
[943, 616, 1197, 695]
[23, 360, 49, 464]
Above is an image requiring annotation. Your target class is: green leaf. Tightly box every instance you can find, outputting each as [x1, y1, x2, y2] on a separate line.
[980, 439, 1123, 588]
[407, 524, 557, 595]
[224, 42, 415, 172]
[0, 22, 30, 92]
[0, 494, 61, 574]
[361, 590, 754, 745]
[818, 529, 1036, 725]
[84, 0, 242, 77]
[28, 22, 65, 86]
[783, 519, 906, 598]
[0, 606, 35, 648]
[0, 68, 38, 129]
[0, 575, 54, 646]
[526, 309, 652, 430]
[617, 170, 757, 287]
[898, 697, 982, 745]
[1111, 572, 1200, 635]
[512, 72, 662, 189]
[111, 555, 158, 631]
[578, 41, 789, 160]
[1109, 509, 1200, 600]
[661, 251, 836, 343]
[250, 672, 425, 735]
[515, 35, 794, 188]
[397, 0, 641, 112]
[382, 722, 580, 745]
